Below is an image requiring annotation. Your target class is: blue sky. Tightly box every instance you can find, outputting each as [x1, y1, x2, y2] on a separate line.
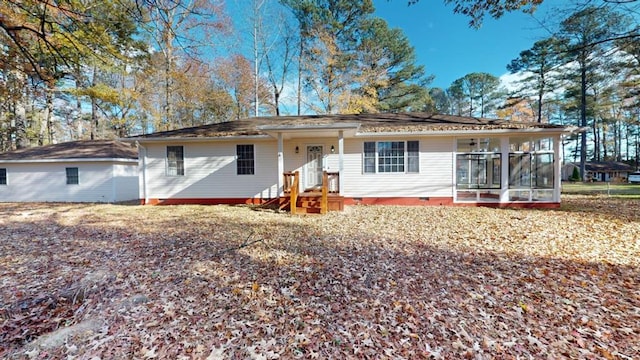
[372, 0, 561, 89]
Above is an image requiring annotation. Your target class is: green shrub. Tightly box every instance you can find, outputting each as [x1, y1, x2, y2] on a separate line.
[570, 167, 581, 182]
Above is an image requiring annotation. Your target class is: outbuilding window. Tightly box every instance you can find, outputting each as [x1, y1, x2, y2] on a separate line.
[0, 168, 6, 185]
[363, 141, 419, 174]
[166, 146, 185, 176]
[66, 167, 79, 185]
[236, 144, 255, 175]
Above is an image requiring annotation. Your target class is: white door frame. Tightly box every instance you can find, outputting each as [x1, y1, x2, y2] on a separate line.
[305, 144, 324, 189]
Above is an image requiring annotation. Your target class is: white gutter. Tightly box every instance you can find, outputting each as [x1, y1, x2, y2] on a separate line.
[355, 127, 584, 138]
[257, 123, 361, 131]
[0, 158, 138, 164]
[120, 135, 271, 143]
[118, 125, 586, 143]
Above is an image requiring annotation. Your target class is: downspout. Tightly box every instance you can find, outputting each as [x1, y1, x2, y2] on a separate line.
[338, 130, 344, 194]
[136, 141, 148, 205]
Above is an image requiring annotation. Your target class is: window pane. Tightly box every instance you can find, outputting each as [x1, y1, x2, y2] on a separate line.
[407, 141, 419, 173]
[509, 153, 531, 188]
[534, 153, 553, 188]
[237, 144, 255, 175]
[0, 168, 6, 185]
[471, 157, 487, 185]
[378, 141, 404, 173]
[456, 155, 470, 188]
[491, 156, 501, 186]
[167, 146, 184, 176]
[457, 154, 499, 189]
[66, 167, 79, 185]
[363, 142, 375, 173]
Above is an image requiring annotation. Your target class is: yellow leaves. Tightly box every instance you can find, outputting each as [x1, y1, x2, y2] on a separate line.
[231, 288, 242, 296]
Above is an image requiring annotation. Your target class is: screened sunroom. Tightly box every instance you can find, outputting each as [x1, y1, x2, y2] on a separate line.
[455, 135, 561, 204]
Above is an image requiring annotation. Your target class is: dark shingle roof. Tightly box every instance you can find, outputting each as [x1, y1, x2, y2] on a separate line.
[126, 113, 569, 139]
[0, 140, 138, 161]
[580, 161, 634, 172]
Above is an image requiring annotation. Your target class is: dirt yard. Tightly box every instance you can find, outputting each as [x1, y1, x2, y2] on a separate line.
[1, 195, 639, 359]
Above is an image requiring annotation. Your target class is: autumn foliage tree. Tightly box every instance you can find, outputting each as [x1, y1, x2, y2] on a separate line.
[281, 0, 431, 114]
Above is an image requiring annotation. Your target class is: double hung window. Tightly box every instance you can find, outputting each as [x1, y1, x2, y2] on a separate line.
[363, 141, 419, 174]
[166, 146, 185, 176]
[236, 144, 255, 175]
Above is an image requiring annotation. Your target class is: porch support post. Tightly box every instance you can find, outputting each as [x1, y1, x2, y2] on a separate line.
[277, 132, 284, 195]
[553, 135, 562, 202]
[500, 137, 510, 203]
[338, 130, 344, 193]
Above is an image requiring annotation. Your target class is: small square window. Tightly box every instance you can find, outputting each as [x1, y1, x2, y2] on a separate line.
[66, 167, 79, 185]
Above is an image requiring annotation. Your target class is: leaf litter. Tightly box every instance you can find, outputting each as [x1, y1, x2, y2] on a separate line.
[0, 195, 638, 359]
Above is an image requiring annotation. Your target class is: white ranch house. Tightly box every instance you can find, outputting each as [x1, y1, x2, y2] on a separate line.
[126, 113, 581, 212]
[0, 140, 139, 203]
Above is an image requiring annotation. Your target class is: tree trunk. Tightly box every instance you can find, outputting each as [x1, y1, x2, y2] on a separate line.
[537, 80, 544, 123]
[274, 84, 281, 116]
[14, 102, 28, 149]
[297, 35, 303, 116]
[90, 66, 98, 140]
[579, 61, 587, 180]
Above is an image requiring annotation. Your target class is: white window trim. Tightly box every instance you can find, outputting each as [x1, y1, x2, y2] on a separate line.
[363, 140, 419, 174]
[166, 145, 185, 177]
[236, 144, 255, 175]
[66, 167, 79, 185]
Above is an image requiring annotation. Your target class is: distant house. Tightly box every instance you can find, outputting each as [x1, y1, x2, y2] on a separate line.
[562, 161, 635, 182]
[0, 140, 139, 203]
[125, 113, 582, 211]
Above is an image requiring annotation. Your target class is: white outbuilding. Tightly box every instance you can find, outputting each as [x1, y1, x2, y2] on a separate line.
[0, 140, 139, 203]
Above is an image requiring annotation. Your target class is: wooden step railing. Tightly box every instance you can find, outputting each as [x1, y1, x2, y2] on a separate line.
[326, 171, 340, 194]
[284, 170, 340, 214]
[283, 171, 299, 214]
[321, 171, 340, 214]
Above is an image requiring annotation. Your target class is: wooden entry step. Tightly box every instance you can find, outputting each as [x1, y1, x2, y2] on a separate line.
[280, 193, 344, 213]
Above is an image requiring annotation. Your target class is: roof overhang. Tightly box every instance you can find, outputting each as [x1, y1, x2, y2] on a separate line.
[120, 124, 584, 142]
[0, 158, 138, 164]
[121, 135, 272, 143]
[257, 123, 360, 140]
[355, 126, 584, 138]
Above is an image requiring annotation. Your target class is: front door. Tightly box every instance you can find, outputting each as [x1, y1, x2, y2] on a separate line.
[306, 145, 323, 189]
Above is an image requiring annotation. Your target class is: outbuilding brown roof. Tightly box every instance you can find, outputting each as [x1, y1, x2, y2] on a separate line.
[126, 112, 569, 139]
[0, 140, 138, 161]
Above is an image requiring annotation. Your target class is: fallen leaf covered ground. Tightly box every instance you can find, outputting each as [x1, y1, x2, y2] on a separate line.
[1, 195, 639, 359]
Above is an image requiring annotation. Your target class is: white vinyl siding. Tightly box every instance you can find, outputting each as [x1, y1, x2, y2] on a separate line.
[143, 141, 279, 200]
[340, 137, 454, 198]
[141, 136, 456, 201]
[0, 161, 138, 202]
[113, 163, 140, 201]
